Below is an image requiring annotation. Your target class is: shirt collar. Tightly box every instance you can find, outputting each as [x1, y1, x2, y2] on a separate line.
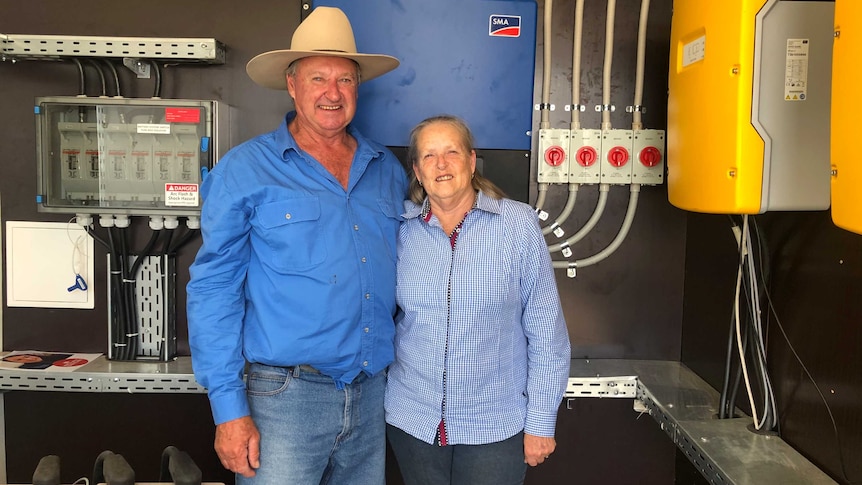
[402, 190, 503, 220]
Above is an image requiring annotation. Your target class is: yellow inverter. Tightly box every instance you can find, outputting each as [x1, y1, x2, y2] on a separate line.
[667, 0, 834, 214]
[831, 0, 862, 234]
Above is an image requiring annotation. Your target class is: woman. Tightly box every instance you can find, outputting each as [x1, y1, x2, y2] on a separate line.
[386, 115, 571, 485]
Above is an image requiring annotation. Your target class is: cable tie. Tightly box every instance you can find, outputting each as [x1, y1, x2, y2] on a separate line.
[110, 270, 122, 275]
[126, 332, 139, 337]
[112, 343, 128, 347]
[122, 278, 136, 283]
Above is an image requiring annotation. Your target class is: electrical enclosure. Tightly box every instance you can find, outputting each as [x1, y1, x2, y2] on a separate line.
[831, 0, 861, 234]
[667, 0, 834, 214]
[311, 0, 537, 151]
[35, 97, 229, 216]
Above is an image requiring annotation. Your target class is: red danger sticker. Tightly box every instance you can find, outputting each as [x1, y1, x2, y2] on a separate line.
[165, 107, 201, 123]
[166, 183, 200, 207]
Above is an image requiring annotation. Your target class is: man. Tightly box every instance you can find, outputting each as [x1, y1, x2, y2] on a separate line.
[186, 7, 407, 484]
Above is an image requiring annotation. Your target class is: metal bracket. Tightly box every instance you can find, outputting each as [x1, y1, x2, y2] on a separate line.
[122, 58, 151, 78]
[565, 375, 638, 398]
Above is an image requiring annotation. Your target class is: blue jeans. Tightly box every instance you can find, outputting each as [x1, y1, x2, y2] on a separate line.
[387, 425, 527, 485]
[239, 363, 386, 485]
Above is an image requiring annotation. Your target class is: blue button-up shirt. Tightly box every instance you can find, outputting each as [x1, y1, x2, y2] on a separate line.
[385, 191, 571, 445]
[188, 112, 408, 425]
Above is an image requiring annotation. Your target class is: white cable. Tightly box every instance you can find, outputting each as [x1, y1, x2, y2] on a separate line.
[632, 0, 650, 130]
[736, 215, 761, 429]
[744, 225, 777, 430]
[552, 184, 640, 268]
[601, 0, 616, 131]
[548, 184, 610, 252]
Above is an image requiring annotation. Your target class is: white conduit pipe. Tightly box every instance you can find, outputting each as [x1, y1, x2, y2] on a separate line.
[632, 0, 650, 130]
[601, 0, 616, 131]
[534, 0, 555, 210]
[535, 183, 549, 211]
[542, 184, 579, 235]
[552, 184, 640, 268]
[547, 184, 610, 253]
[540, 0, 553, 130]
[571, 0, 585, 130]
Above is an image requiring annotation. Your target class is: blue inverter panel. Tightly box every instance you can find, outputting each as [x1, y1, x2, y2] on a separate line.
[311, 0, 537, 150]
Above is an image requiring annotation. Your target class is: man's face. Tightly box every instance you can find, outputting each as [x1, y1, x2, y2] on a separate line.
[287, 56, 359, 137]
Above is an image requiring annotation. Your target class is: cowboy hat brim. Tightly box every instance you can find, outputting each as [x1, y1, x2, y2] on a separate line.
[246, 50, 400, 90]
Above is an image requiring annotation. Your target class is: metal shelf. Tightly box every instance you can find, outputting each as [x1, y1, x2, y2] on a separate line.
[0, 34, 225, 63]
[0, 355, 205, 394]
[568, 359, 836, 484]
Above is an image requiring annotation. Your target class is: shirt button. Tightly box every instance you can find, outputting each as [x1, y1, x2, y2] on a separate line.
[361, 257, 367, 263]
[285, 213, 291, 220]
[354, 224, 359, 231]
[365, 293, 370, 299]
[363, 361, 368, 367]
[364, 327, 369, 333]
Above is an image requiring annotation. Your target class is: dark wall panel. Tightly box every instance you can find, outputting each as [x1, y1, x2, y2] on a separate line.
[681, 211, 862, 484]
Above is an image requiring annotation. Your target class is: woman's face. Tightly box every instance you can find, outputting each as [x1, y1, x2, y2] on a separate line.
[413, 121, 476, 207]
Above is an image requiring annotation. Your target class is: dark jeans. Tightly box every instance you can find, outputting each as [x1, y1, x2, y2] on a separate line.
[387, 424, 528, 485]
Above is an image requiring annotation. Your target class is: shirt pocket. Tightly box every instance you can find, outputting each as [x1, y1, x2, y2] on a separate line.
[254, 197, 327, 273]
[377, 198, 404, 263]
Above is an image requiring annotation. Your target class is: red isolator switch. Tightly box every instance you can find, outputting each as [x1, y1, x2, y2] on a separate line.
[639, 146, 662, 167]
[607, 146, 630, 167]
[544, 146, 565, 166]
[575, 146, 598, 167]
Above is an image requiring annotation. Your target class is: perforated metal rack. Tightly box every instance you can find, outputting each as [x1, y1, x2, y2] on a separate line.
[0, 34, 225, 63]
[0, 355, 204, 393]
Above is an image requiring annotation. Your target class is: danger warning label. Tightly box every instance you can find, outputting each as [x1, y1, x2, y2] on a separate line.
[165, 183, 199, 207]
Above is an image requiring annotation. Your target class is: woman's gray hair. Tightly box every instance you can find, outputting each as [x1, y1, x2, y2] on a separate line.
[407, 115, 507, 204]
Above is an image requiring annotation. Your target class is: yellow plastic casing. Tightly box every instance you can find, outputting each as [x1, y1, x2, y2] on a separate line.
[667, 0, 766, 214]
[831, 0, 862, 234]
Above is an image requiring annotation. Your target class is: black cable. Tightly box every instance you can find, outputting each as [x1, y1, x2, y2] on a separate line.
[85, 59, 106, 96]
[102, 59, 121, 97]
[161, 228, 175, 256]
[107, 229, 125, 360]
[150, 60, 162, 98]
[85, 225, 111, 251]
[70, 58, 85, 96]
[168, 228, 200, 253]
[119, 227, 138, 360]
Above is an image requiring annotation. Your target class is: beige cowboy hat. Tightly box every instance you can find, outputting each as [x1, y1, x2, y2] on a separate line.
[246, 6, 400, 90]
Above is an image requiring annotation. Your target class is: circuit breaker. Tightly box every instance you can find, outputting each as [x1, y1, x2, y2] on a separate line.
[667, 0, 834, 213]
[35, 97, 230, 217]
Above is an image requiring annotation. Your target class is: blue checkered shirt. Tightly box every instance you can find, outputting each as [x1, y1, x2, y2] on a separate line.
[385, 191, 571, 445]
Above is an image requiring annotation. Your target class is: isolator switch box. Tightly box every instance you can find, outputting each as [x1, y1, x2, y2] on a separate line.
[537, 128, 570, 184]
[569, 129, 602, 184]
[632, 130, 665, 185]
[35, 97, 230, 217]
[600, 130, 633, 185]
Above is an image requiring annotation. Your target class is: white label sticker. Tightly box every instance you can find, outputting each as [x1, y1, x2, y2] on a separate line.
[784, 39, 809, 101]
[682, 35, 706, 68]
[165, 183, 199, 207]
[137, 123, 171, 134]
